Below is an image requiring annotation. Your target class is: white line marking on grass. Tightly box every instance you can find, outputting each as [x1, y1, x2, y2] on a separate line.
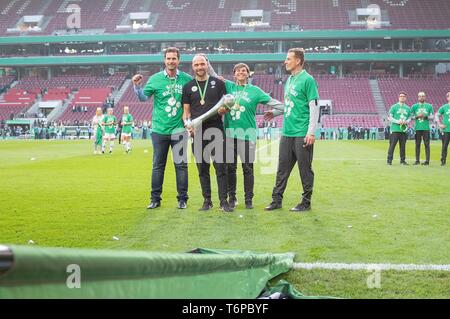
[314, 158, 385, 161]
[256, 140, 279, 153]
[293, 262, 450, 271]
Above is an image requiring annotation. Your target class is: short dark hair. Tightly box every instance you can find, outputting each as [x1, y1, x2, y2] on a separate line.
[288, 48, 305, 65]
[164, 47, 180, 59]
[399, 91, 407, 96]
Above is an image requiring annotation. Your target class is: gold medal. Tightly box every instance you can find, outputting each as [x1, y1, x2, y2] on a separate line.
[196, 77, 209, 107]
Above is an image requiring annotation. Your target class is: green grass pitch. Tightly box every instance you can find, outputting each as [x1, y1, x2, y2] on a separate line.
[0, 139, 449, 298]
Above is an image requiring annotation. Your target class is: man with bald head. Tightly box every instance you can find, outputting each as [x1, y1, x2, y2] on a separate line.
[182, 54, 232, 212]
[410, 92, 434, 165]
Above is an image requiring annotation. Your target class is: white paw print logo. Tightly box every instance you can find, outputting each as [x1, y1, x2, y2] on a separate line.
[231, 105, 246, 121]
[166, 101, 181, 118]
[285, 101, 294, 117]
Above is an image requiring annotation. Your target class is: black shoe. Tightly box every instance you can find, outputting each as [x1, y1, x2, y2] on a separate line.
[421, 162, 429, 166]
[441, 162, 446, 166]
[220, 201, 234, 213]
[229, 198, 238, 209]
[199, 200, 213, 211]
[290, 202, 311, 212]
[245, 201, 253, 209]
[265, 202, 282, 211]
[387, 161, 392, 165]
[400, 161, 409, 165]
[147, 201, 161, 209]
[413, 161, 420, 165]
[177, 201, 187, 209]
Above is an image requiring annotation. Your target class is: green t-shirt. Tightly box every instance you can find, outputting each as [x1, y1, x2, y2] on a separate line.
[103, 115, 117, 134]
[143, 71, 192, 135]
[389, 103, 411, 133]
[410, 103, 434, 131]
[282, 70, 319, 137]
[224, 80, 271, 141]
[121, 114, 134, 134]
[438, 104, 450, 133]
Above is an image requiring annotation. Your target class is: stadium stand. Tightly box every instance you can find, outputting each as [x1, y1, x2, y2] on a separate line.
[318, 78, 377, 114]
[116, 74, 153, 122]
[15, 73, 126, 91]
[0, 73, 126, 123]
[251, 74, 377, 114]
[378, 76, 450, 111]
[321, 114, 383, 129]
[0, 88, 36, 121]
[1, 0, 450, 36]
[0, 75, 15, 88]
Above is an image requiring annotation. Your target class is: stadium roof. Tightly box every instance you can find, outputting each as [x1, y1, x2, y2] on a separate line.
[1, 52, 450, 67]
[1, 30, 450, 45]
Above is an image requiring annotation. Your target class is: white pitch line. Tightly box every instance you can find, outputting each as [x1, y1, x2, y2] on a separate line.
[293, 262, 450, 272]
[314, 158, 385, 161]
[256, 140, 279, 153]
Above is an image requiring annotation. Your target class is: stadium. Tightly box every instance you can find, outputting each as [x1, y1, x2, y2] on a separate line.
[0, 0, 449, 301]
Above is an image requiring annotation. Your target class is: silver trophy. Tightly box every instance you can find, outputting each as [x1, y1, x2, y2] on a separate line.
[186, 94, 236, 129]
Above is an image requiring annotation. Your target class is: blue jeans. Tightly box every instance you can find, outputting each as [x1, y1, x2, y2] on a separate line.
[151, 131, 188, 202]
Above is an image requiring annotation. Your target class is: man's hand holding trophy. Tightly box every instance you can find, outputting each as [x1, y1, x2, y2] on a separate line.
[184, 94, 236, 136]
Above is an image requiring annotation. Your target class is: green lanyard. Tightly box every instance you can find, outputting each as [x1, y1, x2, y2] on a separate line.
[195, 77, 209, 106]
[167, 76, 178, 106]
[234, 83, 248, 107]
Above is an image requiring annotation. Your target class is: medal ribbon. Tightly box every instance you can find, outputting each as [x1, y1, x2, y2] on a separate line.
[235, 83, 248, 106]
[195, 77, 209, 105]
[169, 76, 178, 102]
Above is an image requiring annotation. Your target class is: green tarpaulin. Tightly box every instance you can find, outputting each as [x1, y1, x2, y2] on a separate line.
[0, 245, 295, 299]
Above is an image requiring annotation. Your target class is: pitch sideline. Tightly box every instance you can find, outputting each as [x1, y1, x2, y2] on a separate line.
[293, 262, 450, 271]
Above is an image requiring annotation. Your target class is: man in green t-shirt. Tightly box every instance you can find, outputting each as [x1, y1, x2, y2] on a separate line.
[33, 126, 39, 140]
[410, 92, 434, 165]
[387, 92, 411, 165]
[121, 106, 134, 154]
[49, 125, 56, 139]
[436, 92, 450, 166]
[264, 48, 320, 212]
[219, 63, 284, 209]
[102, 107, 117, 154]
[132, 47, 192, 210]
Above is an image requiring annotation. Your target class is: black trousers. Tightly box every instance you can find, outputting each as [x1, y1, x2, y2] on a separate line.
[272, 136, 314, 204]
[415, 130, 431, 163]
[387, 132, 407, 163]
[226, 138, 256, 202]
[441, 132, 450, 164]
[192, 125, 228, 203]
